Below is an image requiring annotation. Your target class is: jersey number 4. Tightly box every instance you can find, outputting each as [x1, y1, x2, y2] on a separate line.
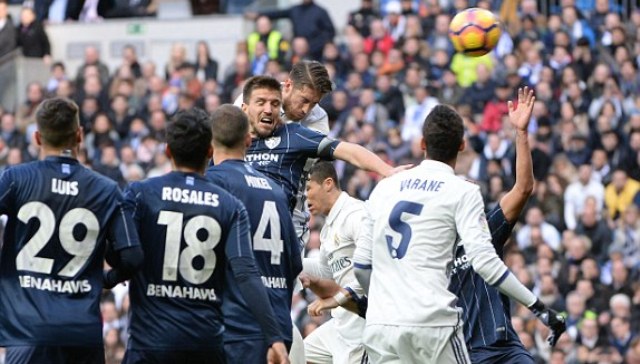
[253, 201, 283, 265]
[16, 201, 99, 277]
[158, 210, 221, 285]
[385, 201, 423, 260]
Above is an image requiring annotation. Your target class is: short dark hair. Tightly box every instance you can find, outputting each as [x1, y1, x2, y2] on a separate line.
[165, 108, 212, 170]
[242, 75, 282, 104]
[308, 161, 339, 187]
[422, 105, 464, 163]
[210, 104, 248, 149]
[289, 60, 332, 97]
[36, 97, 80, 148]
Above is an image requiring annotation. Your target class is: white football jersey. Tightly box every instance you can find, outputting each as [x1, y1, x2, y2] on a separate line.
[353, 160, 509, 328]
[304, 192, 366, 345]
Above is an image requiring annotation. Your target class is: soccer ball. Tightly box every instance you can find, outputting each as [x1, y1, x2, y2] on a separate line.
[449, 8, 501, 57]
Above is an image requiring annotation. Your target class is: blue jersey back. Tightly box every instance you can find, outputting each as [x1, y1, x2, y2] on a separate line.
[448, 206, 521, 349]
[245, 123, 339, 210]
[206, 160, 302, 343]
[0, 156, 138, 346]
[124, 171, 253, 351]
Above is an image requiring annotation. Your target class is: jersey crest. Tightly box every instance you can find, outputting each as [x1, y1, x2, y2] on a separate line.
[265, 136, 282, 149]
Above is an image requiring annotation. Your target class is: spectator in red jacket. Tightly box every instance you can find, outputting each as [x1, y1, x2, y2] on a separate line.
[480, 81, 512, 133]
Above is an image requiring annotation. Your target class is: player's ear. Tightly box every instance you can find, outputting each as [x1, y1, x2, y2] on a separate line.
[34, 131, 42, 147]
[165, 144, 172, 160]
[75, 127, 83, 145]
[241, 102, 248, 113]
[420, 138, 426, 151]
[459, 138, 466, 152]
[206, 145, 213, 159]
[323, 177, 333, 191]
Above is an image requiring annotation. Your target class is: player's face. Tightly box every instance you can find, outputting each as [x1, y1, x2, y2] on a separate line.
[243, 88, 282, 138]
[282, 82, 321, 121]
[305, 179, 327, 216]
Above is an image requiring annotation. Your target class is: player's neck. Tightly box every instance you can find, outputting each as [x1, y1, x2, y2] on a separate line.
[173, 165, 205, 175]
[213, 148, 244, 165]
[40, 146, 77, 160]
[325, 190, 341, 215]
[425, 156, 456, 169]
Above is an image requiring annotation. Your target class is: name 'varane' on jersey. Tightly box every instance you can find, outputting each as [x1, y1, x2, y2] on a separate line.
[124, 171, 252, 351]
[354, 160, 512, 328]
[448, 205, 523, 350]
[206, 160, 302, 344]
[245, 123, 340, 211]
[0, 156, 139, 346]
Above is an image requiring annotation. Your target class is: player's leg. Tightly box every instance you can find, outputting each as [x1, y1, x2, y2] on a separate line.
[303, 319, 336, 364]
[469, 342, 535, 364]
[362, 325, 402, 364]
[224, 339, 268, 364]
[290, 324, 306, 364]
[429, 326, 471, 364]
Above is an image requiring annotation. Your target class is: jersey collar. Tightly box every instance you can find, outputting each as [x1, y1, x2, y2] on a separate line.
[326, 191, 349, 225]
[420, 160, 454, 175]
[44, 156, 79, 164]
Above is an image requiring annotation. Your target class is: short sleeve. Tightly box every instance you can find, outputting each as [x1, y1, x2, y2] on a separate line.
[485, 205, 515, 258]
[294, 125, 340, 160]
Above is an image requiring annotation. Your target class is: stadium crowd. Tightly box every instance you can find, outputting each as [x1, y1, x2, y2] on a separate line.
[1, 0, 640, 363]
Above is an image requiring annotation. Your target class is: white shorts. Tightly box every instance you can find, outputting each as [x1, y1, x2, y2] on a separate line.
[362, 324, 470, 364]
[290, 324, 306, 364]
[304, 319, 367, 364]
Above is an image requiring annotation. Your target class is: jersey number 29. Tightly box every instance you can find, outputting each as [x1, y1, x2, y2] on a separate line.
[16, 201, 99, 277]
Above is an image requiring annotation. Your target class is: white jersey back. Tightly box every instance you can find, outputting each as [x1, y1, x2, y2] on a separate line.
[356, 160, 491, 328]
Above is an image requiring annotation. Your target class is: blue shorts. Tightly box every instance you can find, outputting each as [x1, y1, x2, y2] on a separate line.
[225, 339, 268, 364]
[123, 348, 226, 364]
[469, 341, 534, 364]
[5, 345, 104, 364]
[224, 339, 292, 364]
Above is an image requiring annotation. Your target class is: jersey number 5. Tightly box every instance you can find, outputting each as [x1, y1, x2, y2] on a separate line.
[16, 201, 99, 277]
[158, 210, 221, 285]
[385, 201, 423, 260]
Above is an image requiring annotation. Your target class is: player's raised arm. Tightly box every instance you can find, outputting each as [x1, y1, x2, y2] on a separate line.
[499, 87, 535, 223]
[457, 187, 565, 345]
[333, 142, 411, 177]
[225, 202, 289, 363]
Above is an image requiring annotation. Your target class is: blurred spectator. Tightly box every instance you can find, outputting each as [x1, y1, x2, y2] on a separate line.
[15, 81, 44, 132]
[17, 5, 50, 61]
[347, 0, 379, 38]
[165, 43, 189, 81]
[246, 16, 287, 65]
[479, 80, 511, 133]
[221, 52, 251, 103]
[46, 62, 68, 94]
[76, 46, 110, 89]
[517, 206, 562, 251]
[610, 205, 640, 269]
[564, 164, 605, 230]
[575, 197, 613, 264]
[382, 1, 405, 42]
[0, 113, 25, 151]
[93, 144, 126, 188]
[605, 169, 640, 220]
[400, 86, 437, 142]
[250, 0, 335, 61]
[0, 0, 17, 58]
[363, 19, 394, 57]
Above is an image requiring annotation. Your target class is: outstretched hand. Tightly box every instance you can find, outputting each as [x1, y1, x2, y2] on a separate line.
[507, 87, 535, 132]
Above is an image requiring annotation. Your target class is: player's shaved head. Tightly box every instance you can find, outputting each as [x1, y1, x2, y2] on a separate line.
[422, 105, 464, 163]
[289, 60, 332, 97]
[210, 104, 249, 149]
[166, 107, 212, 170]
[308, 161, 340, 187]
[242, 75, 282, 104]
[36, 97, 80, 149]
